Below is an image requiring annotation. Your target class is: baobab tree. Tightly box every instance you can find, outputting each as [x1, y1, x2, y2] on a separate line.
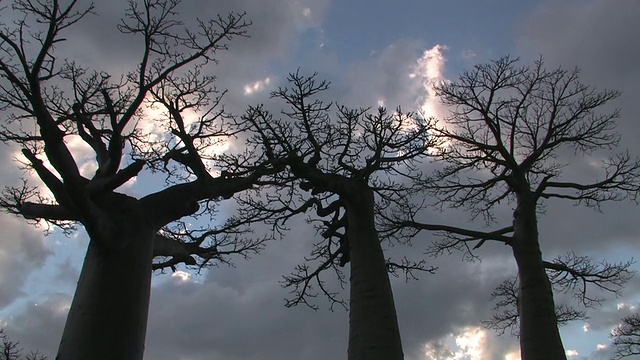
[0, 1, 273, 359]
[388, 57, 640, 360]
[238, 71, 436, 360]
[482, 254, 632, 337]
[612, 313, 640, 359]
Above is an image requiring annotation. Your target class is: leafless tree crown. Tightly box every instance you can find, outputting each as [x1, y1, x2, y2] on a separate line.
[236, 71, 438, 309]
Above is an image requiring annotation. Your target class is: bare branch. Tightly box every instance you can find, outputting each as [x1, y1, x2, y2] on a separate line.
[428, 56, 634, 220]
[0, 328, 48, 360]
[240, 70, 437, 311]
[482, 277, 588, 336]
[612, 313, 640, 359]
[545, 253, 635, 307]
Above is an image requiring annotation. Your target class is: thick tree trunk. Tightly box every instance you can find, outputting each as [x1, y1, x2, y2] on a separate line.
[57, 198, 155, 360]
[345, 187, 403, 360]
[512, 196, 566, 360]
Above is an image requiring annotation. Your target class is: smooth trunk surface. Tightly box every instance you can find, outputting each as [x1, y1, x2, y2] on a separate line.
[345, 188, 403, 360]
[512, 197, 566, 360]
[57, 224, 155, 360]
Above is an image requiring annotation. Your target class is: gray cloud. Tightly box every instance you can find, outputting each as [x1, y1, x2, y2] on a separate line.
[3, 0, 640, 359]
[1, 293, 70, 358]
[517, 0, 640, 147]
[512, 0, 640, 356]
[0, 148, 52, 308]
[514, 0, 640, 268]
[0, 215, 50, 308]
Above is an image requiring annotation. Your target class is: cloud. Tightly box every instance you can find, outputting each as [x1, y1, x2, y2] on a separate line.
[0, 149, 52, 308]
[1, 293, 70, 358]
[511, 3, 640, 356]
[517, 0, 640, 149]
[411, 44, 448, 119]
[0, 215, 50, 308]
[243, 77, 272, 95]
[3, 1, 640, 359]
[143, 234, 349, 360]
[416, 326, 519, 360]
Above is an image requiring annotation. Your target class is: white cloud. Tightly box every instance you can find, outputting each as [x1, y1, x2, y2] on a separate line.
[171, 271, 191, 283]
[453, 327, 486, 360]
[410, 44, 448, 119]
[566, 349, 578, 357]
[421, 326, 515, 360]
[504, 351, 520, 360]
[243, 77, 272, 95]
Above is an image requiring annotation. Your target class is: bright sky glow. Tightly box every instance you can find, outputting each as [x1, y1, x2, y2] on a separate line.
[171, 271, 191, 282]
[410, 44, 447, 120]
[504, 351, 520, 360]
[243, 77, 272, 95]
[423, 327, 494, 360]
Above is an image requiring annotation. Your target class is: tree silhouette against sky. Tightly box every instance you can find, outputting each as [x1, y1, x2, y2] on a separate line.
[388, 57, 640, 360]
[0, 0, 274, 358]
[238, 71, 436, 360]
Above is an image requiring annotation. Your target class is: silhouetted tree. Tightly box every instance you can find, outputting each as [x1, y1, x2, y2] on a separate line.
[0, 329, 47, 360]
[483, 254, 632, 336]
[388, 57, 639, 360]
[0, 1, 273, 359]
[238, 71, 436, 360]
[612, 313, 640, 359]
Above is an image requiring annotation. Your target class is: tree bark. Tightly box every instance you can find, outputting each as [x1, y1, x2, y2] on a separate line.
[57, 196, 155, 360]
[512, 196, 566, 360]
[345, 186, 403, 360]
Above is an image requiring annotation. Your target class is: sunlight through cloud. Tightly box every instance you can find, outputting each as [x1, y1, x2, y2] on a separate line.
[410, 44, 447, 119]
[422, 326, 494, 360]
[504, 351, 520, 360]
[244, 77, 272, 95]
[172, 271, 191, 282]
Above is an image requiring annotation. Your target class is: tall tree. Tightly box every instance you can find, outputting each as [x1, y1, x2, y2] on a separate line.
[388, 57, 640, 360]
[612, 313, 640, 359]
[0, 1, 272, 359]
[481, 255, 632, 337]
[238, 71, 436, 360]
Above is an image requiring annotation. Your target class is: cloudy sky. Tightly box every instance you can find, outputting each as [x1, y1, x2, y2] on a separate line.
[1, 0, 639, 359]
